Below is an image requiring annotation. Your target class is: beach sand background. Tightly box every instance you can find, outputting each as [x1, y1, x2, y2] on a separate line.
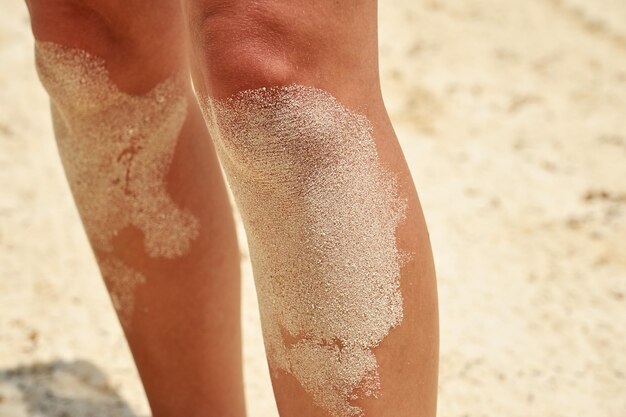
[1, 1, 625, 416]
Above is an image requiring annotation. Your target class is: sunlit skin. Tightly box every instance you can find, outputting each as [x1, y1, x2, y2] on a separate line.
[26, 1, 245, 417]
[182, 2, 438, 416]
[26, 0, 438, 416]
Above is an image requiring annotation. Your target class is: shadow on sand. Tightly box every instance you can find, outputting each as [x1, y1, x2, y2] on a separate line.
[0, 360, 140, 417]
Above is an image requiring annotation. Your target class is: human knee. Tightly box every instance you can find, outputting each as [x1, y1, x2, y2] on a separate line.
[28, 0, 185, 94]
[187, 1, 330, 99]
[27, 0, 120, 62]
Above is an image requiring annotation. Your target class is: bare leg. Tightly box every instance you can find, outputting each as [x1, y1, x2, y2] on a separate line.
[182, 1, 438, 416]
[26, 1, 245, 416]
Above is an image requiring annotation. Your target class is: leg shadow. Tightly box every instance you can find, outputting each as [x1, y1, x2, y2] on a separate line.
[0, 360, 140, 417]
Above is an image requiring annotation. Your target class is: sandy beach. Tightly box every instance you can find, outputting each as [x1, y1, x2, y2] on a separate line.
[1, 1, 625, 416]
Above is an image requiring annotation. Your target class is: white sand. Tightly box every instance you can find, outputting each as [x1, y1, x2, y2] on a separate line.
[1, 1, 624, 416]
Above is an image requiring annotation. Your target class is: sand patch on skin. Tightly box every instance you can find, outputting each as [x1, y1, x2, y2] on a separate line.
[100, 259, 147, 328]
[202, 85, 406, 417]
[33, 42, 198, 325]
[35, 41, 198, 259]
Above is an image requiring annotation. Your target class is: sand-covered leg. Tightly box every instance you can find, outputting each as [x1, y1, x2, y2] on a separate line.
[182, 1, 439, 416]
[26, 1, 245, 416]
